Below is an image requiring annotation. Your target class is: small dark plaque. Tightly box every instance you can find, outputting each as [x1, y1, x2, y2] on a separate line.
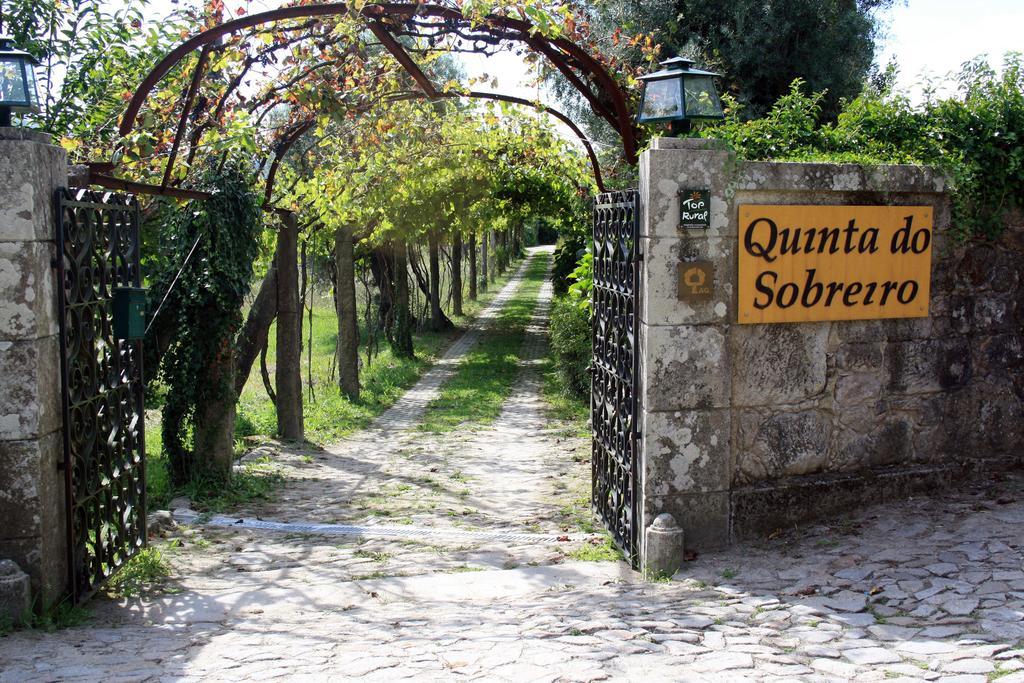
[680, 189, 711, 230]
[678, 261, 714, 302]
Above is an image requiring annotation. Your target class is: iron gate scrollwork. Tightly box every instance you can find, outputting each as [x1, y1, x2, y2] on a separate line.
[591, 189, 641, 568]
[55, 188, 147, 602]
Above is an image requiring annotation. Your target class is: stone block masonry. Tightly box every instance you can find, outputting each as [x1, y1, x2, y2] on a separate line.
[0, 128, 69, 606]
[638, 137, 1023, 557]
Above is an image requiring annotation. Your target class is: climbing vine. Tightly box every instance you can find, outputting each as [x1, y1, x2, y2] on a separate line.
[147, 159, 263, 485]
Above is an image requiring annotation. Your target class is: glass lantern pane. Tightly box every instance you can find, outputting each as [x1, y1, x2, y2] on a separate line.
[0, 57, 28, 105]
[24, 60, 38, 109]
[683, 75, 723, 117]
[639, 78, 683, 121]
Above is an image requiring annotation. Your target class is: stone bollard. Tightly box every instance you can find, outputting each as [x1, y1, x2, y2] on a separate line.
[0, 559, 31, 625]
[644, 513, 685, 579]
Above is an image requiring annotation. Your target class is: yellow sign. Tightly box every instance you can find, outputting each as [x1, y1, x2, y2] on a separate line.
[737, 205, 933, 324]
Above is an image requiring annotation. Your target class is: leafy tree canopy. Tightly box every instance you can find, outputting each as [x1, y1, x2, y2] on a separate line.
[554, 0, 897, 139]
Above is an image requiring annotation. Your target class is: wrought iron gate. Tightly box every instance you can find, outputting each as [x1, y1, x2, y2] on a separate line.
[55, 188, 147, 602]
[591, 189, 641, 568]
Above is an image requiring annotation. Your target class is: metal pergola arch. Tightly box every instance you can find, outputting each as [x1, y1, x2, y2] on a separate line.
[90, 2, 638, 203]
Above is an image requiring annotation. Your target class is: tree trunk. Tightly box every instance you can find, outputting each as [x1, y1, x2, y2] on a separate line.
[276, 212, 304, 440]
[234, 245, 278, 396]
[427, 232, 451, 331]
[480, 230, 489, 292]
[369, 246, 395, 329]
[392, 240, 414, 358]
[451, 234, 463, 316]
[193, 343, 236, 479]
[334, 224, 359, 399]
[490, 231, 498, 282]
[260, 337, 276, 403]
[468, 232, 478, 301]
[408, 245, 431, 301]
[499, 229, 508, 272]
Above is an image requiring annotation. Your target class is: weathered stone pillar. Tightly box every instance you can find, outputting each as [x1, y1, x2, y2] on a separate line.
[638, 138, 962, 559]
[638, 138, 735, 560]
[0, 128, 69, 606]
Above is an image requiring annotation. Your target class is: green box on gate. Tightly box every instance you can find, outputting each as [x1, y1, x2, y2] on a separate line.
[112, 287, 147, 341]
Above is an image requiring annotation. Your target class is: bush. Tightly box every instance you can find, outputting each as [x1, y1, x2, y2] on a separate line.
[552, 236, 585, 295]
[702, 53, 1024, 239]
[550, 296, 591, 399]
[567, 252, 592, 307]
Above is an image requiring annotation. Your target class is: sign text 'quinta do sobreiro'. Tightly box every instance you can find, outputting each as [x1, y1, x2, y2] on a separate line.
[738, 205, 933, 324]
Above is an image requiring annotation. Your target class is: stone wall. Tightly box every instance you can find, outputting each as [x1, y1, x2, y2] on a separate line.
[0, 129, 68, 605]
[638, 138, 1023, 559]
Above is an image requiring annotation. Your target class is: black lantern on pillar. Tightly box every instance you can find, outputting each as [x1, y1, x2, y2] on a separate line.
[636, 56, 724, 136]
[0, 35, 39, 127]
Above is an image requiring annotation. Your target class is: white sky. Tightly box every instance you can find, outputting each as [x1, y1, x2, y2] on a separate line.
[875, 0, 1022, 100]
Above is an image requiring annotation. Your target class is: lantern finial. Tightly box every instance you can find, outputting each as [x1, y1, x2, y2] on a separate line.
[0, 34, 40, 127]
[636, 55, 724, 135]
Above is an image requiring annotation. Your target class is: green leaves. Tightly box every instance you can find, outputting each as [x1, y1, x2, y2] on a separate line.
[15, 0, 194, 152]
[702, 53, 1024, 239]
[146, 158, 263, 485]
[278, 99, 590, 251]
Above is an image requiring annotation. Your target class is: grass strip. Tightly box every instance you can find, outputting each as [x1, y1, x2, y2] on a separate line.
[418, 252, 550, 433]
[538, 354, 590, 432]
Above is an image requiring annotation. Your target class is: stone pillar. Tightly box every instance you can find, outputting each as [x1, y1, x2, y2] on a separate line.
[637, 138, 957, 557]
[0, 128, 69, 606]
[638, 138, 735, 559]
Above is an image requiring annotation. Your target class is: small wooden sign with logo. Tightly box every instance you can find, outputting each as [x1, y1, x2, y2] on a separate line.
[680, 189, 711, 230]
[678, 261, 714, 302]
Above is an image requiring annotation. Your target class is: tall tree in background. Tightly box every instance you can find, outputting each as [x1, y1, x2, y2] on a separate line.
[574, 0, 896, 122]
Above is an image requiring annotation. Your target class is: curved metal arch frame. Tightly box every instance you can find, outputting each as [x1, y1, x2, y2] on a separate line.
[114, 2, 637, 198]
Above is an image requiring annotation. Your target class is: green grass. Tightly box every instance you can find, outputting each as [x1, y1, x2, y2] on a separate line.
[0, 597, 91, 636]
[353, 549, 393, 563]
[418, 252, 550, 433]
[236, 322, 453, 446]
[144, 254, 528, 512]
[559, 494, 597, 534]
[569, 535, 624, 562]
[176, 460, 284, 513]
[645, 568, 676, 583]
[539, 353, 589, 430]
[105, 547, 172, 598]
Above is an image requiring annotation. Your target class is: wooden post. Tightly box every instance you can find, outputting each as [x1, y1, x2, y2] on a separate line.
[427, 231, 447, 330]
[452, 233, 464, 316]
[335, 224, 359, 399]
[392, 240, 414, 358]
[276, 211, 304, 440]
[468, 231, 478, 301]
[480, 230, 489, 292]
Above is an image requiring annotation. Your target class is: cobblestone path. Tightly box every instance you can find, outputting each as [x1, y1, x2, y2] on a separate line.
[2, 247, 1023, 681]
